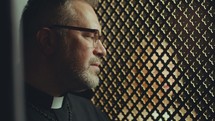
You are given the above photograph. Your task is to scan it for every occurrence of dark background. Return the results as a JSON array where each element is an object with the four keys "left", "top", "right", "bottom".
[{"left": 0, "top": 0, "right": 13, "bottom": 121}]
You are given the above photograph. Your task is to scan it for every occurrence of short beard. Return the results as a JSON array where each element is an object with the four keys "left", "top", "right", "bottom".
[
  {"left": 60, "top": 57, "right": 101, "bottom": 91},
  {"left": 78, "top": 68, "right": 100, "bottom": 89},
  {"left": 77, "top": 57, "right": 101, "bottom": 89}
]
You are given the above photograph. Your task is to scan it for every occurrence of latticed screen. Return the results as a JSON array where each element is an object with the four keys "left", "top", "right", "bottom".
[{"left": 92, "top": 0, "right": 214, "bottom": 120}]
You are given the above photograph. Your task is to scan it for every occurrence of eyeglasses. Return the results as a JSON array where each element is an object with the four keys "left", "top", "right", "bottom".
[{"left": 48, "top": 25, "right": 103, "bottom": 47}]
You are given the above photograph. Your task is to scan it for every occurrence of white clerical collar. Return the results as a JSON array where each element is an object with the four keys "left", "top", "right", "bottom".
[{"left": 51, "top": 96, "right": 64, "bottom": 109}]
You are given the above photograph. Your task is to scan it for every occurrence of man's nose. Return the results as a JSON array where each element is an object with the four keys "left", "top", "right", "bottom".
[{"left": 93, "top": 40, "right": 107, "bottom": 57}]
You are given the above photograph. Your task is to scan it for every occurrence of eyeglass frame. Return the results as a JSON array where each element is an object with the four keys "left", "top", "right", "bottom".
[{"left": 48, "top": 25, "right": 103, "bottom": 47}]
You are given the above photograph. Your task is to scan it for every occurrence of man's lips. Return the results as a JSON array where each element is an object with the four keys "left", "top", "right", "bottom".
[
  {"left": 90, "top": 62, "right": 101, "bottom": 67},
  {"left": 90, "top": 63, "right": 101, "bottom": 73}
]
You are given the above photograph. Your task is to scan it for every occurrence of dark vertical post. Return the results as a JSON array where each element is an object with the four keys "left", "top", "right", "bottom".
[
  {"left": 0, "top": 0, "right": 27, "bottom": 121},
  {"left": 0, "top": 0, "right": 13, "bottom": 121}
]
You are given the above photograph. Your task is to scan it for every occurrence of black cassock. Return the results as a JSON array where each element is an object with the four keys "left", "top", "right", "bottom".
[{"left": 25, "top": 85, "right": 110, "bottom": 121}]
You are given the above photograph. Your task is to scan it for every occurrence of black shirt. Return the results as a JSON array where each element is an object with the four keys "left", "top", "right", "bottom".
[{"left": 25, "top": 85, "right": 110, "bottom": 121}]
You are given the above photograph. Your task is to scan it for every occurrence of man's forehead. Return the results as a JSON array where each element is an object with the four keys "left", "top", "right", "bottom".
[{"left": 70, "top": 1, "right": 101, "bottom": 30}]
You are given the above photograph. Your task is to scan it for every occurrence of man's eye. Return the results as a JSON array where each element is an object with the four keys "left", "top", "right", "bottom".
[
  {"left": 81, "top": 35, "right": 94, "bottom": 43},
  {"left": 83, "top": 33, "right": 95, "bottom": 39},
  {"left": 85, "top": 35, "right": 94, "bottom": 40}
]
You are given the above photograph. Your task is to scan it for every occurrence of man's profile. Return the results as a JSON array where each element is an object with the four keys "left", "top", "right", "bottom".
[{"left": 21, "top": 0, "right": 109, "bottom": 120}]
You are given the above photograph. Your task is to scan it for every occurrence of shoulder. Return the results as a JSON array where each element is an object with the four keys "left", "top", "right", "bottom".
[
  {"left": 67, "top": 93, "right": 98, "bottom": 112},
  {"left": 66, "top": 93, "right": 110, "bottom": 121}
]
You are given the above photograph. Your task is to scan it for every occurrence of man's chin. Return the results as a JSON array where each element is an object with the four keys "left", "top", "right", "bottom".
[
  {"left": 86, "top": 75, "right": 100, "bottom": 88},
  {"left": 89, "top": 66, "right": 100, "bottom": 75},
  {"left": 75, "top": 70, "right": 100, "bottom": 90}
]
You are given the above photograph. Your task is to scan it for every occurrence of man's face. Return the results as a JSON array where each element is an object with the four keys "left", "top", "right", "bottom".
[{"left": 56, "top": 1, "right": 106, "bottom": 92}]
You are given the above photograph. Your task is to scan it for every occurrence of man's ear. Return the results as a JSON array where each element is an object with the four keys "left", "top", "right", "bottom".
[{"left": 36, "top": 28, "right": 57, "bottom": 56}]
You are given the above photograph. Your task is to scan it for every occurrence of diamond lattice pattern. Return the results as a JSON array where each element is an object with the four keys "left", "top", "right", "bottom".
[{"left": 92, "top": 0, "right": 214, "bottom": 120}]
